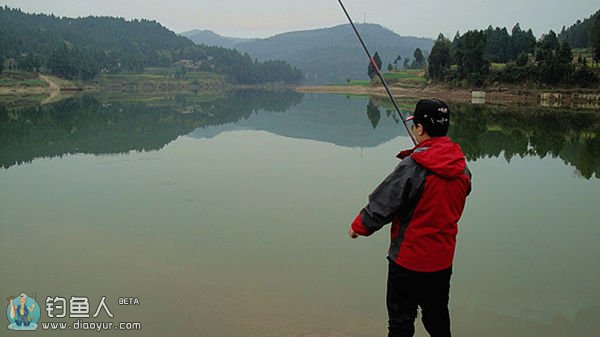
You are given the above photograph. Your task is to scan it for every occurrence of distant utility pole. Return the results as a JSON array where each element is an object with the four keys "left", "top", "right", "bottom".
[{"left": 363, "top": 12, "right": 366, "bottom": 24}]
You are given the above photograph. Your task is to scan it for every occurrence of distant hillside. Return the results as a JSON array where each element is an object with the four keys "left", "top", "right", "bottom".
[
  {"left": 181, "top": 29, "right": 255, "bottom": 49},
  {"left": 0, "top": 7, "right": 302, "bottom": 84},
  {"left": 558, "top": 9, "right": 600, "bottom": 48},
  {"left": 183, "top": 24, "right": 434, "bottom": 84}
]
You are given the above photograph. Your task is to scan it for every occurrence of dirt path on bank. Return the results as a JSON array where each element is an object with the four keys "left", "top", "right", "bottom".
[{"left": 39, "top": 75, "right": 61, "bottom": 104}]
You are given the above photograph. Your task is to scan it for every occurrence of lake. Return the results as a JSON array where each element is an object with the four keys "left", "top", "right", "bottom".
[{"left": 1, "top": 91, "right": 599, "bottom": 336}]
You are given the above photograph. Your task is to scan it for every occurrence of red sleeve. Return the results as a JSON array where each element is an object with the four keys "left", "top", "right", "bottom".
[{"left": 351, "top": 213, "right": 372, "bottom": 236}]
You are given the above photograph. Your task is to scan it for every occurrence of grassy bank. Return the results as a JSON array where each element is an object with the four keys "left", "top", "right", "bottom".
[
  {"left": 0, "top": 71, "right": 51, "bottom": 91},
  {"left": 335, "top": 69, "right": 427, "bottom": 88},
  {"left": 299, "top": 64, "right": 600, "bottom": 107},
  {"left": 0, "top": 68, "right": 237, "bottom": 107},
  {"left": 0, "top": 68, "right": 231, "bottom": 93},
  {"left": 89, "top": 70, "right": 229, "bottom": 93}
]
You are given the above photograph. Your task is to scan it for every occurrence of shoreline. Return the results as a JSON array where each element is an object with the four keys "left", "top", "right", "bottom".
[
  {"left": 294, "top": 85, "right": 600, "bottom": 106},
  {"left": 2, "top": 73, "right": 599, "bottom": 108}
]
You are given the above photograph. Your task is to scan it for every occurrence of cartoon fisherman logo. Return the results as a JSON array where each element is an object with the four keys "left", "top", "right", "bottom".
[{"left": 6, "top": 293, "right": 40, "bottom": 331}]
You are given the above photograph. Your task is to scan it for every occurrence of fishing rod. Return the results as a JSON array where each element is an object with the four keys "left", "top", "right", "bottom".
[{"left": 336, "top": 0, "right": 417, "bottom": 145}]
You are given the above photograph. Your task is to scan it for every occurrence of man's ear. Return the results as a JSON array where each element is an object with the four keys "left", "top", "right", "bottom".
[{"left": 416, "top": 123, "right": 424, "bottom": 136}]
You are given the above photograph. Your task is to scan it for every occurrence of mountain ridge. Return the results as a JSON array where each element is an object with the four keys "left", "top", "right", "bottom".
[
  {"left": 180, "top": 29, "right": 255, "bottom": 48},
  {"left": 182, "top": 24, "right": 434, "bottom": 84}
]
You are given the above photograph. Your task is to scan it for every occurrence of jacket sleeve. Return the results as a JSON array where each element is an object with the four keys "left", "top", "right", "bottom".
[
  {"left": 465, "top": 165, "right": 472, "bottom": 197},
  {"left": 351, "top": 158, "right": 425, "bottom": 236}
]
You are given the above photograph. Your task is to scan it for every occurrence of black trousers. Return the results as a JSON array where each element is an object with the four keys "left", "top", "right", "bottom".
[{"left": 386, "top": 258, "right": 452, "bottom": 337}]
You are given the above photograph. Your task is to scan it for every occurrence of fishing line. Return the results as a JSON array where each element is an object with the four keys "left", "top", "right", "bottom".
[{"left": 336, "top": 0, "right": 417, "bottom": 145}]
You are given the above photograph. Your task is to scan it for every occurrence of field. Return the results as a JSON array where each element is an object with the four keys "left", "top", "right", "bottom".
[
  {"left": 573, "top": 48, "right": 599, "bottom": 68},
  {"left": 0, "top": 71, "right": 47, "bottom": 87},
  {"left": 334, "top": 79, "right": 371, "bottom": 86},
  {"left": 383, "top": 69, "right": 427, "bottom": 88},
  {"left": 91, "top": 69, "right": 229, "bottom": 93},
  {"left": 339, "top": 69, "right": 428, "bottom": 88}
]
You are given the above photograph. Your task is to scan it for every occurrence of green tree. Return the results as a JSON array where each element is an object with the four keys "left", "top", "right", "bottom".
[
  {"left": 47, "top": 44, "right": 78, "bottom": 79},
  {"left": 387, "top": 63, "right": 393, "bottom": 71},
  {"left": 412, "top": 48, "right": 426, "bottom": 68},
  {"left": 535, "top": 31, "right": 574, "bottom": 84},
  {"left": 18, "top": 53, "right": 41, "bottom": 72},
  {"left": 516, "top": 52, "right": 529, "bottom": 66},
  {"left": 484, "top": 26, "right": 511, "bottom": 62},
  {"left": 174, "top": 66, "right": 186, "bottom": 80},
  {"left": 428, "top": 33, "right": 452, "bottom": 81},
  {"left": 557, "top": 40, "right": 573, "bottom": 64},
  {"left": 77, "top": 49, "right": 101, "bottom": 80},
  {"left": 536, "top": 30, "right": 559, "bottom": 63},
  {"left": 572, "top": 64, "right": 599, "bottom": 87},
  {"left": 452, "top": 30, "right": 490, "bottom": 84},
  {"left": 367, "top": 51, "right": 382, "bottom": 79},
  {"left": 393, "top": 54, "right": 402, "bottom": 70},
  {"left": 511, "top": 23, "right": 537, "bottom": 60},
  {"left": 558, "top": 40, "right": 573, "bottom": 82},
  {"left": 592, "top": 12, "right": 600, "bottom": 65}
]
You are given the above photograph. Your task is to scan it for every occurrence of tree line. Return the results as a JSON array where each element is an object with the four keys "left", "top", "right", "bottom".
[
  {"left": 558, "top": 9, "right": 600, "bottom": 51},
  {"left": 370, "top": 48, "right": 427, "bottom": 78},
  {"left": 0, "top": 7, "right": 302, "bottom": 84},
  {"left": 427, "top": 19, "right": 600, "bottom": 87}
]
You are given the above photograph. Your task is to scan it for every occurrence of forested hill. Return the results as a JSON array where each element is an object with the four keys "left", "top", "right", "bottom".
[
  {"left": 184, "top": 24, "right": 434, "bottom": 84},
  {"left": 558, "top": 9, "right": 600, "bottom": 48},
  {"left": 0, "top": 7, "right": 302, "bottom": 84}
]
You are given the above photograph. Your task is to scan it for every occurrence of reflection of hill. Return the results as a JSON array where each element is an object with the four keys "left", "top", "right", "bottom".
[
  {"left": 189, "top": 94, "right": 407, "bottom": 147},
  {"left": 369, "top": 99, "right": 600, "bottom": 179},
  {"left": 2, "top": 91, "right": 599, "bottom": 179},
  {"left": 449, "top": 104, "right": 600, "bottom": 179},
  {"left": 0, "top": 90, "right": 303, "bottom": 168}
]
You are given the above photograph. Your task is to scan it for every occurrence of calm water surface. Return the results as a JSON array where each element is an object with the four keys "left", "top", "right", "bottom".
[{"left": 1, "top": 92, "right": 599, "bottom": 336}]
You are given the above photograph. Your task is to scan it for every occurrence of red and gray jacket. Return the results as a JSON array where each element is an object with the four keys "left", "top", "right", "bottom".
[{"left": 351, "top": 136, "right": 471, "bottom": 272}]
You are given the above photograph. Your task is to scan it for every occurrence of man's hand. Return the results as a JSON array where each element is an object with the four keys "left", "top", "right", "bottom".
[{"left": 348, "top": 227, "right": 358, "bottom": 239}]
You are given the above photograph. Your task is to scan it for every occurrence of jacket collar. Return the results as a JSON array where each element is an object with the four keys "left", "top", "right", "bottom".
[{"left": 396, "top": 137, "right": 450, "bottom": 159}]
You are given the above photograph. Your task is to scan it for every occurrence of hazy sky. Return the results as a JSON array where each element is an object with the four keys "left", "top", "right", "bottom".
[{"left": 3, "top": 0, "right": 598, "bottom": 39}]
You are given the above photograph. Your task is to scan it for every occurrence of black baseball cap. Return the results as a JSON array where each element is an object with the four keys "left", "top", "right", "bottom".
[{"left": 405, "top": 98, "right": 450, "bottom": 137}]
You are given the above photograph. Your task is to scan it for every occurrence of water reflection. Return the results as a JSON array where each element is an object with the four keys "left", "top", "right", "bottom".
[
  {"left": 366, "top": 99, "right": 600, "bottom": 179},
  {"left": 2, "top": 92, "right": 599, "bottom": 179},
  {"left": 448, "top": 104, "right": 600, "bottom": 179},
  {"left": 0, "top": 90, "right": 302, "bottom": 169},
  {"left": 1, "top": 91, "right": 599, "bottom": 337}
]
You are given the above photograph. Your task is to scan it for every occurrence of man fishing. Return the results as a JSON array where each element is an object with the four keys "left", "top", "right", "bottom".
[{"left": 348, "top": 98, "right": 471, "bottom": 337}]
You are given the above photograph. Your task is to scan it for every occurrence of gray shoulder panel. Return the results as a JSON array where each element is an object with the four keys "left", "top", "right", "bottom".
[{"left": 359, "top": 157, "right": 427, "bottom": 234}]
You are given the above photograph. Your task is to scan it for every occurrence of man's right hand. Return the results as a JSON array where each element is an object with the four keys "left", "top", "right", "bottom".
[{"left": 349, "top": 227, "right": 358, "bottom": 239}]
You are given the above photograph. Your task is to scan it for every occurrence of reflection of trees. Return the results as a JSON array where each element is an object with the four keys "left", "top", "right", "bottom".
[
  {"left": 366, "top": 99, "right": 600, "bottom": 179},
  {"left": 447, "top": 103, "right": 600, "bottom": 179},
  {"left": 0, "top": 90, "right": 303, "bottom": 168},
  {"left": 366, "top": 99, "right": 381, "bottom": 129}
]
